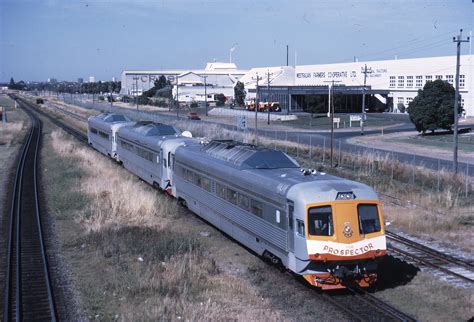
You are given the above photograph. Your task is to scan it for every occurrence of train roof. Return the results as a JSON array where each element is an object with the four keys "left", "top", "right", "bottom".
[
  {"left": 89, "top": 113, "right": 131, "bottom": 123},
  {"left": 175, "top": 140, "right": 377, "bottom": 204},
  {"left": 201, "top": 140, "right": 299, "bottom": 170},
  {"left": 117, "top": 121, "right": 181, "bottom": 149}
]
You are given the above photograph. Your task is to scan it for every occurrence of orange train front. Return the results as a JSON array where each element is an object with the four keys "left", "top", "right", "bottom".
[{"left": 287, "top": 185, "right": 387, "bottom": 290}]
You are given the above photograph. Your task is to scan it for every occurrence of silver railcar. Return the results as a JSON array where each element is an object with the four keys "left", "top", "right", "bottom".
[
  {"left": 87, "top": 113, "right": 133, "bottom": 161},
  {"left": 173, "top": 140, "right": 386, "bottom": 289},
  {"left": 116, "top": 121, "right": 196, "bottom": 191}
]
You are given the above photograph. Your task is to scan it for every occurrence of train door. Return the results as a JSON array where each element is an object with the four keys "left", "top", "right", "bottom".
[{"left": 287, "top": 200, "right": 295, "bottom": 252}]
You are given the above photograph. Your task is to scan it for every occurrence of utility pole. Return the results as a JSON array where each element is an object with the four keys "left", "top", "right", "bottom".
[
  {"left": 176, "top": 76, "right": 179, "bottom": 120},
  {"left": 360, "top": 64, "right": 373, "bottom": 135},
  {"left": 133, "top": 76, "right": 139, "bottom": 110},
  {"left": 324, "top": 80, "right": 342, "bottom": 167},
  {"left": 453, "top": 29, "right": 470, "bottom": 174},
  {"left": 286, "top": 45, "right": 289, "bottom": 66},
  {"left": 252, "top": 72, "right": 263, "bottom": 141},
  {"left": 202, "top": 75, "right": 208, "bottom": 116},
  {"left": 266, "top": 70, "right": 274, "bottom": 125}
]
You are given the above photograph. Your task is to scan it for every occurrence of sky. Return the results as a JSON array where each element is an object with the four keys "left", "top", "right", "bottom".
[{"left": 0, "top": 0, "right": 473, "bottom": 82}]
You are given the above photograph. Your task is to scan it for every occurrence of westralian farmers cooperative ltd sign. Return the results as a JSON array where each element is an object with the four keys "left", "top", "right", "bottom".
[{"left": 296, "top": 67, "right": 388, "bottom": 80}]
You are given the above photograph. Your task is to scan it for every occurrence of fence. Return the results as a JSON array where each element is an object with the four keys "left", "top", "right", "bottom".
[{"left": 58, "top": 94, "right": 473, "bottom": 208}]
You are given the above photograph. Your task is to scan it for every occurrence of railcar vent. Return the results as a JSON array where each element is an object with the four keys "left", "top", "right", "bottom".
[{"left": 201, "top": 140, "right": 299, "bottom": 170}]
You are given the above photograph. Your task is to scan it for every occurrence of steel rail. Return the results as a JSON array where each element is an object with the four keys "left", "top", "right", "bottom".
[
  {"left": 3, "top": 103, "right": 57, "bottom": 321},
  {"left": 387, "top": 231, "right": 474, "bottom": 269}
]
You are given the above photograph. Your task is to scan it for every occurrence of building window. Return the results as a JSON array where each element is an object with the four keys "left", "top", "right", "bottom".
[
  {"left": 397, "top": 76, "right": 404, "bottom": 88},
  {"left": 435, "top": 75, "right": 442, "bottom": 80},
  {"left": 445, "top": 75, "right": 453, "bottom": 85},
  {"left": 397, "top": 97, "right": 404, "bottom": 105},
  {"left": 425, "top": 75, "right": 432, "bottom": 83},
  {"left": 461, "top": 99, "right": 465, "bottom": 107},
  {"left": 389, "top": 76, "right": 396, "bottom": 88},
  {"left": 460, "top": 75, "right": 465, "bottom": 88},
  {"left": 416, "top": 76, "right": 423, "bottom": 88},
  {"left": 406, "top": 97, "right": 413, "bottom": 106},
  {"left": 406, "top": 76, "right": 413, "bottom": 88}
]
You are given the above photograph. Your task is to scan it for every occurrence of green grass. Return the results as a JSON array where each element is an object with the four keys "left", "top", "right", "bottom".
[
  {"left": 395, "top": 133, "right": 474, "bottom": 153},
  {"left": 277, "top": 113, "right": 399, "bottom": 129}
]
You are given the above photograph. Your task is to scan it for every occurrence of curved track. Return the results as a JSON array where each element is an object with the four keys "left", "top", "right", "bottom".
[
  {"left": 387, "top": 231, "right": 474, "bottom": 285},
  {"left": 323, "top": 286, "right": 416, "bottom": 321},
  {"left": 3, "top": 103, "right": 57, "bottom": 321},
  {"left": 17, "top": 96, "right": 420, "bottom": 320}
]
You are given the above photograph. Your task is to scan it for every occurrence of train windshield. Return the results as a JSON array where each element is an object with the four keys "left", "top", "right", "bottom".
[
  {"left": 308, "top": 206, "right": 333, "bottom": 236},
  {"left": 357, "top": 204, "right": 381, "bottom": 234}
]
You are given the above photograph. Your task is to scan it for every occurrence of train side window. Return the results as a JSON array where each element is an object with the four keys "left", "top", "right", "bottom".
[
  {"left": 296, "top": 220, "right": 305, "bottom": 237},
  {"left": 226, "top": 188, "right": 237, "bottom": 204},
  {"left": 238, "top": 194, "right": 249, "bottom": 211},
  {"left": 216, "top": 183, "right": 226, "bottom": 198},
  {"left": 201, "top": 177, "right": 211, "bottom": 192},
  {"left": 308, "top": 206, "right": 333, "bottom": 236},
  {"left": 358, "top": 204, "right": 381, "bottom": 234},
  {"left": 288, "top": 201, "right": 294, "bottom": 231},
  {"left": 250, "top": 199, "right": 263, "bottom": 217},
  {"left": 90, "top": 128, "right": 97, "bottom": 134},
  {"left": 194, "top": 173, "right": 202, "bottom": 187}
]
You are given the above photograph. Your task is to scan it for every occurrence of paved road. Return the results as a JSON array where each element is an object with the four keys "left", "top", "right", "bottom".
[{"left": 56, "top": 96, "right": 474, "bottom": 177}]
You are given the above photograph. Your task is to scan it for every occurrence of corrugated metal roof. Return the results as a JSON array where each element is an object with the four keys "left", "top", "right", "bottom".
[{"left": 201, "top": 140, "right": 299, "bottom": 170}]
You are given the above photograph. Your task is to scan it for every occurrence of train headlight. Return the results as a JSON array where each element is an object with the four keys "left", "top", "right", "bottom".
[{"left": 336, "top": 192, "right": 355, "bottom": 200}]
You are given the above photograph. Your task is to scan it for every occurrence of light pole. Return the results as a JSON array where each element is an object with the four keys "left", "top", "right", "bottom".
[{"left": 202, "top": 75, "right": 208, "bottom": 116}]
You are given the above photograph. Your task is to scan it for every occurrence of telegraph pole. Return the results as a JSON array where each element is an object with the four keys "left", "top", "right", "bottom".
[
  {"left": 203, "top": 75, "right": 208, "bottom": 116},
  {"left": 176, "top": 76, "right": 179, "bottom": 120},
  {"left": 133, "top": 76, "right": 139, "bottom": 110},
  {"left": 324, "top": 80, "right": 342, "bottom": 167},
  {"left": 266, "top": 70, "right": 274, "bottom": 125},
  {"left": 252, "top": 72, "right": 263, "bottom": 140},
  {"left": 360, "top": 64, "right": 373, "bottom": 135},
  {"left": 453, "top": 29, "right": 470, "bottom": 174}
]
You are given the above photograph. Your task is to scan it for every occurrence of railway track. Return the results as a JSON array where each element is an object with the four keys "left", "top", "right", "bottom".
[
  {"left": 386, "top": 231, "right": 474, "bottom": 286},
  {"left": 3, "top": 103, "right": 57, "bottom": 321},
  {"left": 17, "top": 96, "right": 419, "bottom": 321},
  {"left": 322, "top": 286, "right": 416, "bottom": 321}
]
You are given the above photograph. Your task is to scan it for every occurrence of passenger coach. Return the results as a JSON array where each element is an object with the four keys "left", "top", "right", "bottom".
[
  {"left": 172, "top": 140, "right": 386, "bottom": 289},
  {"left": 87, "top": 113, "right": 133, "bottom": 161},
  {"left": 116, "top": 121, "right": 195, "bottom": 192}
]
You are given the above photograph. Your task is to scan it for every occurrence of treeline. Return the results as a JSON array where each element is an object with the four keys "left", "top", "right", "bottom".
[{"left": 8, "top": 77, "right": 121, "bottom": 94}]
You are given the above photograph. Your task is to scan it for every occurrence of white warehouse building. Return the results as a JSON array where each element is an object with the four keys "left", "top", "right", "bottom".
[
  {"left": 120, "top": 55, "right": 473, "bottom": 116},
  {"left": 241, "top": 55, "right": 474, "bottom": 116},
  {"left": 120, "top": 62, "right": 247, "bottom": 103}
]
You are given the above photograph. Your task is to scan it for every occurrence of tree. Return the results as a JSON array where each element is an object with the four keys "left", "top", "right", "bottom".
[
  {"left": 154, "top": 75, "right": 169, "bottom": 90},
  {"left": 234, "top": 81, "right": 246, "bottom": 106},
  {"left": 304, "top": 95, "right": 326, "bottom": 116},
  {"left": 408, "top": 79, "right": 462, "bottom": 134},
  {"left": 215, "top": 93, "right": 226, "bottom": 106},
  {"left": 397, "top": 103, "right": 406, "bottom": 113}
]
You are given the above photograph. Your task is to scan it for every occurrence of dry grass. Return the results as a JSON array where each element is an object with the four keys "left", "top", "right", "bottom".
[
  {"left": 47, "top": 130, "right": 346, "bottom": 320},
  {"left": 0, "top": 122, "right": 25, "bottom": 146},
  {"left": 171, "top": 122, "right": 473, "bottom": 251},
  {"left": 51, "top": 130, "right": 175, "bottom": 232}
]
